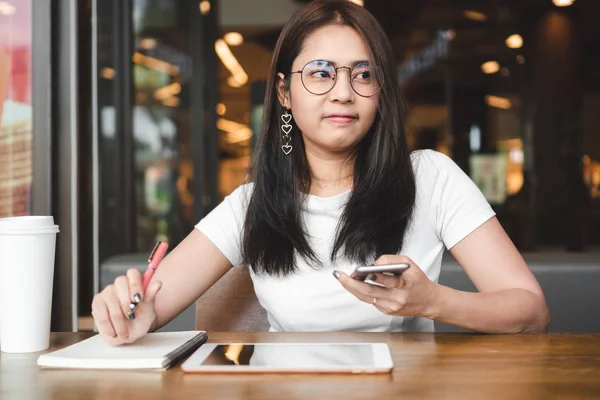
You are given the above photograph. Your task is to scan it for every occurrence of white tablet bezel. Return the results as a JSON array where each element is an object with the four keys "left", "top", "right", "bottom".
[{"left": 180, "top": 342, "right": 394, "bottom": 374}]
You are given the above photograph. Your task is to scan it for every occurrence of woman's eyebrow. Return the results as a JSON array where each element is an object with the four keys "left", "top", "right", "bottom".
[{"left": 328, "top": 59, "right": 370, "bottom": 67}]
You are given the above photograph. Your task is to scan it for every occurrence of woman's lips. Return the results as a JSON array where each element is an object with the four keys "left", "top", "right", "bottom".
[{"left": 325, "top": 114, "right": 357, "bottom": 124}]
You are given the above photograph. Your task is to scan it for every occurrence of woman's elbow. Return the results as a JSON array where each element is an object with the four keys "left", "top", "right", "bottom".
[
  {"left": 536, "top": 299, "right": 551, "bottom": 332},
  {"left": 525, "top": 293, "right": 550, "bottom": 333}
]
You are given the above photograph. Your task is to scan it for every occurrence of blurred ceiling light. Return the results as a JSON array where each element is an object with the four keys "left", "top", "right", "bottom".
[
  {"left": 100, "top": 67, "right": 115, "bottom": 80},
  {"left": 216, "top": 39, "right": 248, "bottom": 86},
  {"left": 199, "top": 0, "right": 211, "bottom": 15},
  {"left": 217, "top": 118, "right": 247, "bottom": 133},
  {"left": 0, "top": 1, "right": 16, "bottom": 15},
  {"left": 485, "top": 95, "right": 512, "bottom": 110},
  {"left": 516, "top": 54, "right": 526, "bottom": 64},
  {"left": 464, "top": 10, "right": 487, "bottom": 21},
  {"left": 348, "top": 0, "right": 364, "bottom": 6},
  {"left": 553, "top": 0, "right": 574, "bottom": 6},
  {"left": 217, "top": 118, "right": 253, "bottom": 144},
  {"left": 505, "top": 34, "right": 523, "bottom": 49},
  {"left": 133, "top": 52, "right": 179, "bottom": 75},
  {"left": 481, "top": 61, "right": 500, "bottom": 74},
  {"left": 227, "top": 76, "right": 244, "bottom": 88},
  {"left": 224, "top": 32, "right": 244, "bottom": 46},
  {"left": 139, "top": 38, "right": 157, "bottom": 50},
  {"left": 216, "top": 103, "right": 226, "bottom": 115},
  {"left": 509, "top": 148, "right": 524, "bottom": 164},
  {"left": 162, "top": 96, "right": 180, "bottom": 107},
  {"left": 501, "top": 67, "right": 510, "bottom": 76},
  {"left": 154, "top": 82, "right": 181, "bottom": 101}
]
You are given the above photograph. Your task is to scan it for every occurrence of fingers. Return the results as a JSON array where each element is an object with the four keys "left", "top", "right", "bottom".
[
  {"left": 374, "top": 254, "right": 413, "bottom": 266},
  {"left": 371, "top": 296, "right": 404, "bottom": 315},
  {"left": 91, "top": 285, "right": 129, "bottom": 341},
  {"left": 372, "top": 255, "right": 427, "bottom": 288},
  {"left": 125, "top": 268, "right": 144, "bottom": 318},
  {"left": 334, "top": 271, "right": 410, "bottom": 315},
  {"left": 366, "top": 272, "right": 406, "bottom": 289},
  {"left": 91, "top": 272, "right": 155, "bottom": 345},
  {"left": 91, "top": 294, "right": 116, "bottom": 339},
  {"left": 114, "top": 275, "right": 135, "bottom": 320},
  {"left": 334, "top": 271, "right": 390, "bottom": 304},
  {"left": 349, "top": 270, "right": 365, "bottom": 281},
  {"left": 127, "top": 268, "right": 144, "bottom": 304},
  {"left": 101, "top": 284, "right": 130, "bottom": 340},
  {"left": 143, "top": 280, "right": 163, "bottom": 306}
]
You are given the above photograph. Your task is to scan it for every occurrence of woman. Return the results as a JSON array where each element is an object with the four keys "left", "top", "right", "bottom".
[{"left": 92, "top": 0, "right": 549, "bottom": 344}]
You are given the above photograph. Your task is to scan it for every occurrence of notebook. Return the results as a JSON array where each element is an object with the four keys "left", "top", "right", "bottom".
[{"left": 37, "top": 331, "right": 208, "bottom": 370}]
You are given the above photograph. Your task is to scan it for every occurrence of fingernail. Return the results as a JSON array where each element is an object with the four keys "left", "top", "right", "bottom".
[
  {"left": 127, "top": 311, "right": 135, "bottom": 321},
  {"left": 332, "top": 271, "right": 340, "bottom": 280},
  {"left": 128, "top": 302, "right": 137, "bottom": 311},
  {"left": 133, "top": 293, "right": 142, "bottom": 303},
  {"left": 367, "top": 274, "right": 377, "bottom": 282}
]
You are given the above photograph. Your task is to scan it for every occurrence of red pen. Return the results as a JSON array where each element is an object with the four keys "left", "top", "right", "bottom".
[{"left": 142, "top": 241, "right": 169, "bottom": 292}]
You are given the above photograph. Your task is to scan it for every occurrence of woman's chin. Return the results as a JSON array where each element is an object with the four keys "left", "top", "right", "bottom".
[
  {"left": 303, "top": 130, "right": 367, "bottom": 155},
  {"left": 317, "top": 139, "right": 362, "bottom": 154}
]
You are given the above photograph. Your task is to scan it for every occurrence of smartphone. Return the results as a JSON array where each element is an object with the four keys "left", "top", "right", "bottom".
[{"left": 352, "top": 263, "right": 410, "bottom": 281}]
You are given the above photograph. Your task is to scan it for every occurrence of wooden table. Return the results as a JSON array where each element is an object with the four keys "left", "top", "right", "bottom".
[{"left": 1, "top": 332, "right": 600, "bottom": 399}]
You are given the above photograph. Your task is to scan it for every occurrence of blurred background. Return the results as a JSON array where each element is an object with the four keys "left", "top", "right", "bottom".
[{"left": 0, "top": 0, "right": 599, "bottom": 332}]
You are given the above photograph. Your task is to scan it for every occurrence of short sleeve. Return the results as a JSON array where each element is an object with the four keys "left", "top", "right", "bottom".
[
  {"left": 195, "top": 183, "right": 253, "bottom": 266},
  {"left": 421, "top": 150, "right": 496, "bottom": 249}
]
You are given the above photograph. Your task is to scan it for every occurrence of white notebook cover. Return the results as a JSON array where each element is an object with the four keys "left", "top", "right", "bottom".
[{"left": 37, "top": 331, "right": 207, "bottom": 370}]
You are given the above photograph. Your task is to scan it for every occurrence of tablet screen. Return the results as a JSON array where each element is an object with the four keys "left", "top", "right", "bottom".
[{"left": 200, "top": 344, "right": 376, "bottom": 368}]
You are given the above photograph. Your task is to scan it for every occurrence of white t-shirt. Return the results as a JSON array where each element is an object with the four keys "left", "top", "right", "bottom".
[{"left": 196, "top": 150, "right": 495, "bottom": 332}]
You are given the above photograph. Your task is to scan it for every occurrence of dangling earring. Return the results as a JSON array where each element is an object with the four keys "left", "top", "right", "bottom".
[{"left": 281, "top": 109, "right": 293, "bottom": 155}]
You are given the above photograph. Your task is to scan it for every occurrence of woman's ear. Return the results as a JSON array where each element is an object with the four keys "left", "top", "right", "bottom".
[{"left": 276, "top": 72, "right": 291, "bottom": 110}]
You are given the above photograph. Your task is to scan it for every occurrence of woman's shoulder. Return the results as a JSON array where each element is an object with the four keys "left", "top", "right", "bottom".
[
  {"left": 409, "top": 149, "right": 471, "bottom": 201},
  {"left": 219, "top": 182, "right": 255, "bottom": 210},
  {"left": 230, "top": 182, "right": 255, "bottom": 196},
  {"left": 410, "top": 149, "right": 455, "bottom": 178}
]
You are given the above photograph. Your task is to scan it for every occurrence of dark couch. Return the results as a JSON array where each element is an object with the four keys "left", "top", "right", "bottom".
[{"left": 436, "top": 250, "right": 600, "bottom": 333}]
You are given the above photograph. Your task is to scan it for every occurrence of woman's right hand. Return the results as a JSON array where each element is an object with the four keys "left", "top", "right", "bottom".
[{"left": 91, "top": 268, "right": 163, "bottom": 345}]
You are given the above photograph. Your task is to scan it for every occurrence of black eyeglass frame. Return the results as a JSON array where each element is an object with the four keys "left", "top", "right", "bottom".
[{"left": 285, "top": 59, "right": 383, "bottom": 98}]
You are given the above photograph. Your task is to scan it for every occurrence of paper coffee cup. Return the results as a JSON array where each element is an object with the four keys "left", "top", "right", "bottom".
[{"left": 0, "top": 224, "right": 59, "bottom": 353}]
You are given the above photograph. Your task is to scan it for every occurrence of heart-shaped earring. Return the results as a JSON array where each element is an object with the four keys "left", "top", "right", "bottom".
[
  {"left": 281, "top": 110, "right": 293, "bottom": 155},
  {"left": 281, "top": 113, "right": 292, "bottom": 124}
]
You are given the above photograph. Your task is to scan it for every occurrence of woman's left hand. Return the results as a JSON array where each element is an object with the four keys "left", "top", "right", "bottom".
[{"left": 334, "top": 255, "right": 439, "bottom": 318}]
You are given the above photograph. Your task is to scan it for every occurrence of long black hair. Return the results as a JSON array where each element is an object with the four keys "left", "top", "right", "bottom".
[{"left": 242, "top": 0, "right": 416, "bottom": 276}]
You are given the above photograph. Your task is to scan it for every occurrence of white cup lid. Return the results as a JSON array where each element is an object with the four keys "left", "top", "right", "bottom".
[
  {"left": 0, "top": 225, "right": 60, "bottom": 235},
  {"left": 0, "top": 216, "right": 55, "bottom": 229}
]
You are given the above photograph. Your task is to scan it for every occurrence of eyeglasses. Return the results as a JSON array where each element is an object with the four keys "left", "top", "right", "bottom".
[{"left": 287, "top": 60, "right": 382, "bottom": 98}]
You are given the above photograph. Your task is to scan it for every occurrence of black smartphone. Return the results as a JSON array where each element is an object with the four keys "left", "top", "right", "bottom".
[{"left": 352, "top": 263, "right": 410, "bottom": 281}]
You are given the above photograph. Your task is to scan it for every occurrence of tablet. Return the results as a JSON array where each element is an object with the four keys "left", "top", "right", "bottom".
[{"left": 181, "top": 343, "right": 394, "bottom": 374}]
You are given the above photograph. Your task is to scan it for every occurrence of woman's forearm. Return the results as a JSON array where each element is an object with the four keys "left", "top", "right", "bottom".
[{"left": 427, "top": 285, "right": 550, "bottom": 333}]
